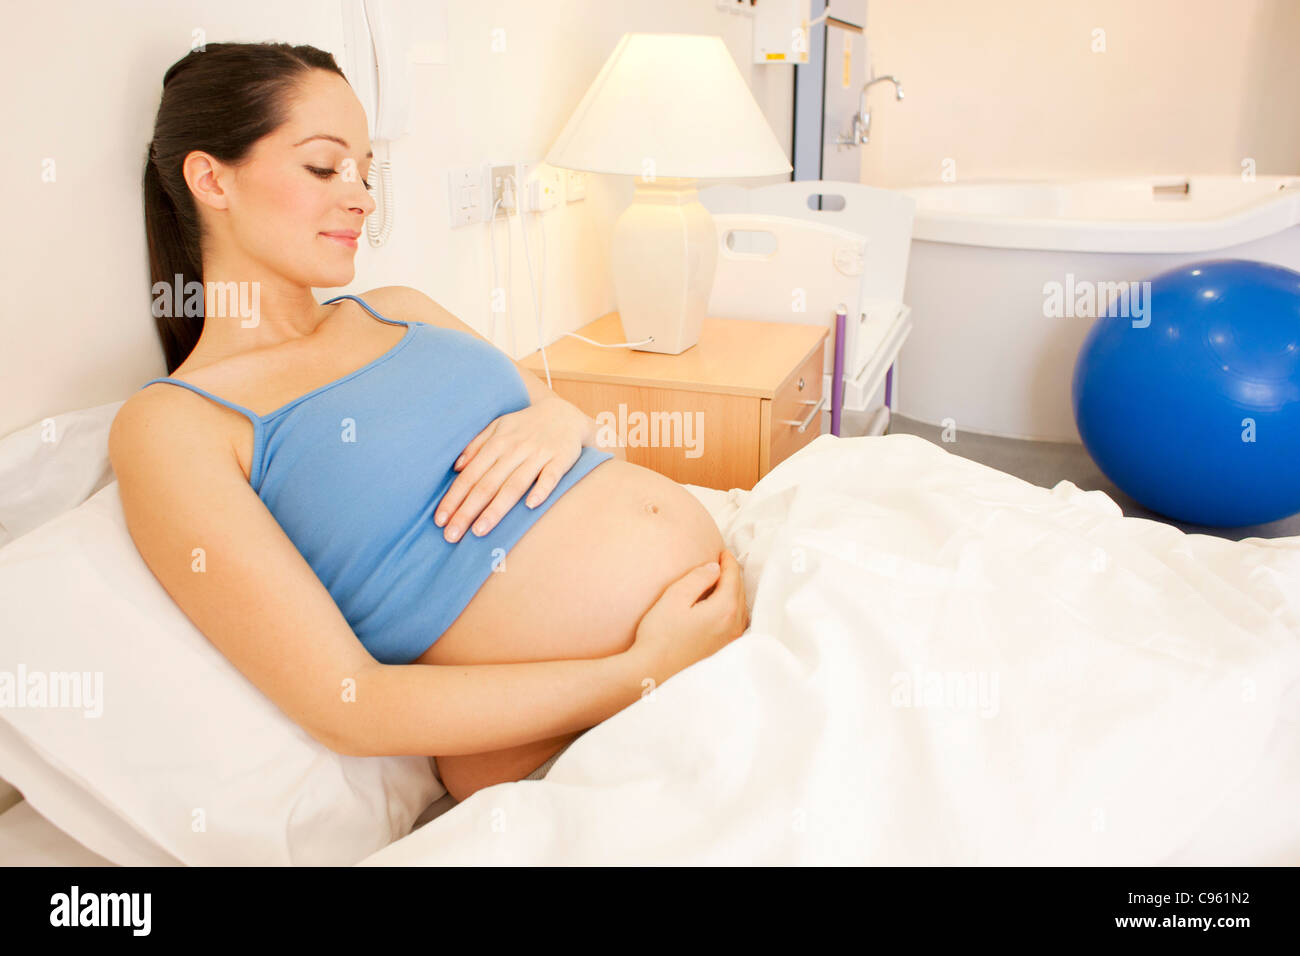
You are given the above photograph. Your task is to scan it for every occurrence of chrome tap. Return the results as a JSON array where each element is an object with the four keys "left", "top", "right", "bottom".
[{"left": 837, "top": 74, "right": 904, "bottom": 147}]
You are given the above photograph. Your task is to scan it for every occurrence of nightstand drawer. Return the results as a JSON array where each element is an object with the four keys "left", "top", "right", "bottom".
[
  {"left": 522, "top": 313, "right": 827, "bottom": 491},
  {"left": 763, "top": 342, "right": 826, "bottom": 473}
]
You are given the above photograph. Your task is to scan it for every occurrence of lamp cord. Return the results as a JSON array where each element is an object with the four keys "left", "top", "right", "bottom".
[
  {"left": 495, "top": 171, "right": 657, "bottom": 388},
  {"left": 507, "top": 175, "right": 552, "bottom": 390},
  {"left": 487, "top": 195, "right": 503, "bottom": 346}
]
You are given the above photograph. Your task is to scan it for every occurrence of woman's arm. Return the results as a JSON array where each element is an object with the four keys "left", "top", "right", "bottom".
[
  {"left": 341, "top": 654, "right": 642, "bottom": 757},
  {"left": 109, "top": 388, "right": 644, "bottom": 757}
]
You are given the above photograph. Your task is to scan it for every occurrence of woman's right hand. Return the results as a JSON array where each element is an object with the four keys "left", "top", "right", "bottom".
[{"left": 627, "top": 548, "right": 750, "bottom": 686}]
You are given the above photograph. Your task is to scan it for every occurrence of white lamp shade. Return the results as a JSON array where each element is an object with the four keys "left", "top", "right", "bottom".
[{"left": 545, "top": 33, "right": 792, "bottom": 180}]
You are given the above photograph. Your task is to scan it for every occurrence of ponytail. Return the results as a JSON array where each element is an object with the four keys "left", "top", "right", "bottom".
[{"left": 142, "top": 147, "right": 203, "bottom": 372}]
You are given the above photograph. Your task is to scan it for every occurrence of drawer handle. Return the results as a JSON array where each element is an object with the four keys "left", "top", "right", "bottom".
[{"left": 779, "top": 396, "right": 827, "bottom": 433}]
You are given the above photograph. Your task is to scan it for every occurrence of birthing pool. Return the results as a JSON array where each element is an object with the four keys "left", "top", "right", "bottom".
[{"left": 894, "top": 175, "right": 1300, "bottom": 442}]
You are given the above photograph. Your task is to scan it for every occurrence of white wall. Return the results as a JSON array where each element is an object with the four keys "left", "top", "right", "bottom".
[
  {"left": 859, "top": 0, "right": 1300, "bottom": 187},
  {"left": 2, "top": 0, "right": 794, "bottom": 436}
]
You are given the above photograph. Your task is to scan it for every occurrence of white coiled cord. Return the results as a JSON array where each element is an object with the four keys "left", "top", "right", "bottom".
[{"left": 366, "top": 158, "right": 394, "bottom": 247}]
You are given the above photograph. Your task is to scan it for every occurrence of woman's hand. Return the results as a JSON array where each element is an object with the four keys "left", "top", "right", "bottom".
[
  {"left": 434, "top": 397, "right": 590, "bottom": 542},
  {"left": 627, "top": 549, "right": 750, "bottom": 687}
]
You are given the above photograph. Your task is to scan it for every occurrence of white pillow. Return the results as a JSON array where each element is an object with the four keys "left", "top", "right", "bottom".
[
  {"left": 0, "top": 401, "right": 122, "bottom": 814},
  {"left": 0, "top": 401, "right": 122, "bottom": 549},
  {"left": 0, "top": 718, "right": 176, "bottom": 865},
  {"left": 0, "top": 481, "right": 443, "bottom": 865}
]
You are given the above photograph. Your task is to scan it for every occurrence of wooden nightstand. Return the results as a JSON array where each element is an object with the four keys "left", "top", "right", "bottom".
[{"left": 521, "top": 312, "right": 828, "bottom": 491}]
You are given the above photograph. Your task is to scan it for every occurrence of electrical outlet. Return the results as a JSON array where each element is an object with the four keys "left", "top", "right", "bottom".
[
  {"left": 565, "top": 170, "right": 587, "bottom": 202},
  {"left": 485, "top": 163, "right": 517, "bottom": 218},
  {"left": 518, "top": 161, "right": 561, "bottom": 213}
]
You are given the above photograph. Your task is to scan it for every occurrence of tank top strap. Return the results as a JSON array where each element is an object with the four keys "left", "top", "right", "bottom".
[
  {"left": 323, "top": 293, "right": 410, "bottom": 328},
  {"left": 138, "top": 377, "right": 262, "bottom": 426}
]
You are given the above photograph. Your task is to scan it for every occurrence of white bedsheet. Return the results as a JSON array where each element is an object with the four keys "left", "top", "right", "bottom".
[
  {"left": 359, "top": 433, "right": 1300, "bottom": 865},
  {"left": 0, "top": 801, "right": 115, "bottom": 867}
]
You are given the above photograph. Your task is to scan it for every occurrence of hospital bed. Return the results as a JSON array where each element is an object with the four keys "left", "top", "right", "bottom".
[
  {"left": 2, "top": 389, "right": 1299, "bottom": 866},
  {"left": 0, "top": 187, "right": 1295, "bottom": 868}
]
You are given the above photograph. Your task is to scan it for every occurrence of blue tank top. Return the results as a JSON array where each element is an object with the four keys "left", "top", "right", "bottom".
[{"left": 140, "top": 294, "right": 613, "bottom": 664}]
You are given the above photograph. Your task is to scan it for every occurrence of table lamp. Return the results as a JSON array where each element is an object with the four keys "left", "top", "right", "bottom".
[{"left": 545, "top": 33, "right": 793, "bottom": 354}]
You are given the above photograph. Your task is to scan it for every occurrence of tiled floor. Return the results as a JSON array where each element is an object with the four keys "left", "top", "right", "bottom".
[{"left": 833, "top": 409, "right": 1300, "bottom": 542}]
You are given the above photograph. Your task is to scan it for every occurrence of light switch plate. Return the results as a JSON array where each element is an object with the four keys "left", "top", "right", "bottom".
[{"left": 446, "top": 166, "right": 481, "bottom": 228}]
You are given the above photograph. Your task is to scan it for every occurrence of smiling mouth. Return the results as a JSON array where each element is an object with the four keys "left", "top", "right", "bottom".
[{"left": 320, "top": 232, "right": 359, "bottom": 248}]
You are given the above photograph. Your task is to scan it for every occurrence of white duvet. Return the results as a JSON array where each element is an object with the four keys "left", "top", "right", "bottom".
[{"left": 361, "top": 433, "right": 1300, "bottom": 866}]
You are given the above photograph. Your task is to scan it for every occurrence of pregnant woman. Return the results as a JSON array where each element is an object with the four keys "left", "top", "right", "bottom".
[{"left": 111, "top": 42, "right": 749, "bottom": 803}]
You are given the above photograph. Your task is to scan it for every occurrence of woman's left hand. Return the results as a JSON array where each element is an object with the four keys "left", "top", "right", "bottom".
[{"left": 434, "top": 397, "right": 591, "bottom": 543}]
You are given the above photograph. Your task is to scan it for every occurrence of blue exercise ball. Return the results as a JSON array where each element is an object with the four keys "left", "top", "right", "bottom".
[{"left": 1072, "top": 258, "right": 1300, "bottom": 527}]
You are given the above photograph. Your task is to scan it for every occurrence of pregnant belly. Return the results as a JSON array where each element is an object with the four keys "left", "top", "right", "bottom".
[{"left": 414, "top": 458, "right": 725, "bottom": 666}]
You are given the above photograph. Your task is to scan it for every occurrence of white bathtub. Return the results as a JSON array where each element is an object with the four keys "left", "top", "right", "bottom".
[{"left": 895, "top": 175, "right": 1300, "bottom": 442}]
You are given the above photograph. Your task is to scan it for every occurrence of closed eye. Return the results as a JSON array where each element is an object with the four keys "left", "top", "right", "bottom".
[{"left": 306, "top": 165, "right": 374, "bottom": 191}]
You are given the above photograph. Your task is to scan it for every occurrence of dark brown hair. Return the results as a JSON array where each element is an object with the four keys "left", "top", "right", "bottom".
[{"left": 144, "top": 42, "right": 347, "bottom": 372}]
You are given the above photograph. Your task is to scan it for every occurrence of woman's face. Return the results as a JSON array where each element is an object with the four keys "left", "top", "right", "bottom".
[{"left": 191, "top": 69, "right": 377, "bottom": 290}]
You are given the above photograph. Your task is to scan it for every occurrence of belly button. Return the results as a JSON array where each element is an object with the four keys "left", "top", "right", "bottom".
[{"left": 642, "top": 500, "right": 660, "bottom": 516}]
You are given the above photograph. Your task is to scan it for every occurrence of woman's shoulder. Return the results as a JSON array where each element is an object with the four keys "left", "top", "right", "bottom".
[
  {"left": 115, "top": 359, "right": 251, "bottom": 473},
  {"left": 360, "top": 286, "right": 491, "bottom": 344},
  {"left": 110, "top": 378, "right": 237, "bottom": 486}
]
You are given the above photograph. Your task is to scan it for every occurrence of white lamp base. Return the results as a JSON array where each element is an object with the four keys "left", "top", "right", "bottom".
[{"left": 610, "top": 176, "right": 718, "bottom": 354}]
